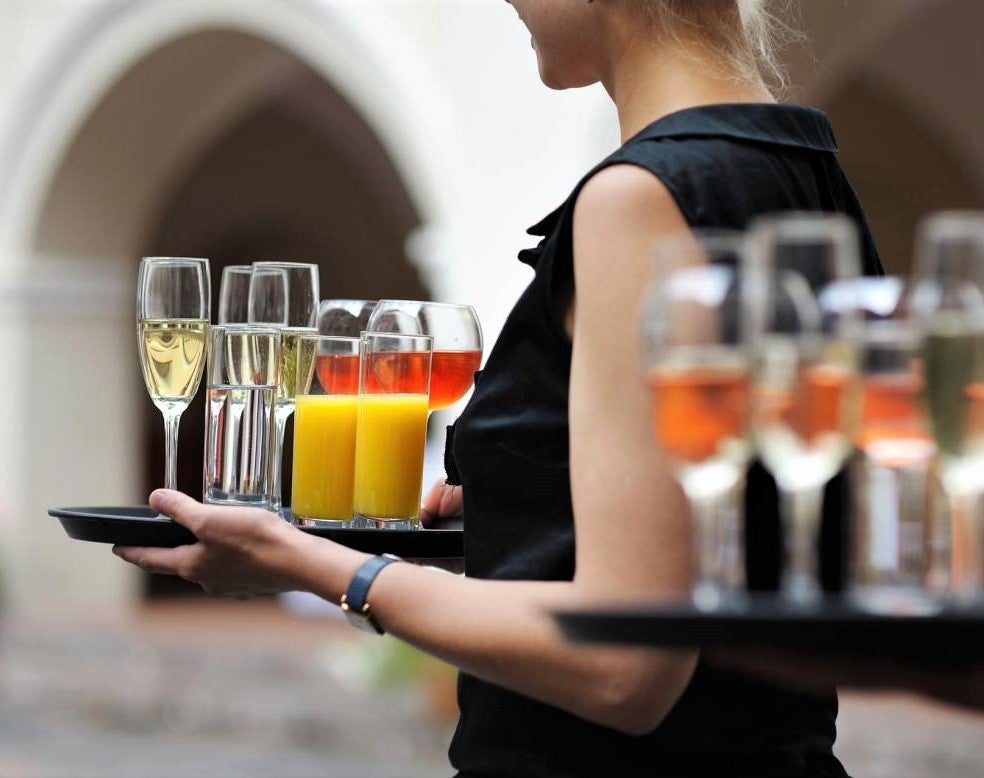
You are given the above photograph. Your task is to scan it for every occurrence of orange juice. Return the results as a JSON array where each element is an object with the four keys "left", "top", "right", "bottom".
[
  {"left": 292, "top": 394, "right": 359, "bottom": 520},
  {"left": 353, "top": 393, "right": 429, "bottom": 520}
]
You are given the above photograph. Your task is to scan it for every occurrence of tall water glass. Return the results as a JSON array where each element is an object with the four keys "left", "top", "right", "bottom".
[
  {"left": 218, "top": 265, "right": 253, "bottom": 324},
  {"left": 203, "top": 326, "right": 280, "bottom": 507},
  {"left": 248, "top": 261, "right": 320, "bottom": 514},
  {"left": 748, "top": 214, "right": 862, "bottom": 604},
  {"left": 641, "top": 232, "right": 753, "bottom": 610},
  {"left": 913, "top": 212, "right": 984, "bottom": 602},
  {"left": 353, "top": 333, "right": 433, "bottom": 528},
  {"left": 319, "top": 299, "right": 378, "bottom": 337},
  {"left": 292, "top": 335, "right": 361, "bottom": 526},
  {"left": 137, "top": 257, "right": 210, "bottom": 499},
  {"left": 849, "top": 277, "right": 938, "bottom": 614},
  {"left": 367, "top": 301, "right": 482, "bottom": 410}
]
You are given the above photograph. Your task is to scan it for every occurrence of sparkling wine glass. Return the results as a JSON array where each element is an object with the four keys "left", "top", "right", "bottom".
[
  {"left": 218, "top": 265, "right": 252, "bottom": 324},
  {"left": 248, "top": 261, "right": 320, "bottom": 514},
  {"left": 318, "top": 299, "right": 378, "bottom": 338},
  {"left": 366, "top": 301, "right": 483, "bottom": 411},
  {"left": 747, "top": 214, "right": 862, "bottom": 604},
  {"left": 912, "top": 212, "right": 984, "bottom": 602},
  {"left": 849, "top": 277, "right": 937, "bottom": 614},
  {"left": 137, "top": 257, "right": 211, "bottom": 502},
  {"left": 641, "top": 231, "right": 753, "bottom": 610}
]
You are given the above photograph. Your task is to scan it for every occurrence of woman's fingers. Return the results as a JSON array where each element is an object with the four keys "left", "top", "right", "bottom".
[
  {"left": 112, "top": 544, "right": 195, "bottom": 577},
  {"left": 149, "top": 489, "right": 207, "bottom": 534},
  {"left": 420, "top": 480, "right": 463, "bottom": 526}
]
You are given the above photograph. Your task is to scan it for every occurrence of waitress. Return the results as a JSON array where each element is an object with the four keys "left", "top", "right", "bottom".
[{"left": 115, "top": 1, "right": 882, "bottom": 776}]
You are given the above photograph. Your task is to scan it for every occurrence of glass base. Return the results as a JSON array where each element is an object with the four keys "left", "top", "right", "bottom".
[
  {"left": 356, "top": 514, "right": 422, "bottom": 530},
  {"left": 692, "top": 583, "right": 749, "bottom": 613},
  {"left": 293, "top": 515, "right": 359, "bottom": 529},
  {"left": 849, "top": 584, "right": 942, "bottom": 616},
  {"left": 203, "top": 492, "right": 271, "bottom": 510}
]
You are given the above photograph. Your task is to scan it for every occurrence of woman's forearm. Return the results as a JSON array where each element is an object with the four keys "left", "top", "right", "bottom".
[{"left": 288, "top": 531, "right": 696, "bottom": 735}]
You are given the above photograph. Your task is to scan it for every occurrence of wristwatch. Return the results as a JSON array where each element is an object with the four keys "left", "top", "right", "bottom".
[{"left": 340, "top": 554, "right": 402, "bottom": 634}]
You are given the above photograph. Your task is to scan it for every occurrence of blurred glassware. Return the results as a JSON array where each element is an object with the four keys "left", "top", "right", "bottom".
[
  {"left": 848, "top": 277, "right": 938, "bottom": 614},
  {"left": 640, "top": 231, "right": 753, "bottom": 610},
  {"left": 248, "top": 261, "right": 320, "bottom": 515},
  {"left": 136, "top": 257, "right": 210, "bottom": 507},
  {"left": 366, "top": 300, "right": 483, "bottom": 411},
  {"left": 748, "top": 214, "right": 862, "bottom": 605},
  {"left": 318, "top": 299, "right": 378, "bottom": 337},
  {"left": 218, "top": 265, "right": 252, "bottom": 324},
  {"left": 913, "top": 212, "right": 984, "bottom": 603}
]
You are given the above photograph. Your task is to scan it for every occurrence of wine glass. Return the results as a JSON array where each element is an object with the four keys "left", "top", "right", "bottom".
[
  {"left": 218, "top": 265, "right": 252, "bottom": 324},
  {"left": 318, "top": 299, "right": 378, "bottom": 337},
  {"left": 913, "top": 212, "right": 984, "bottom": 602},
  {"left": 365, "top": 301, "right": 483, "bottom": 411},
  {"left": 641, "top": 231, "right": 753, "bottom": 610},
  {"left": 248, "top": 261, "right": 320, "bottom": 514},
  {"left": 136, "top": 257, "right": 210, "bottom": 502},
  {"left": 848, "top": 277, "right": 938, "bottom": 614},
  {"left": 747, "top": 214, "right": 862, "bottom": 604}
]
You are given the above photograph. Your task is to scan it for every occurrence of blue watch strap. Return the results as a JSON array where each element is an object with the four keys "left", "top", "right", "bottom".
[{"left": 341, "top": 554, "right": 400, "bottom": 634}]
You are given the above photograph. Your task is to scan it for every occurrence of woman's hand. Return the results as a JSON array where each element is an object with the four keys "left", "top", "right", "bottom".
[
  {"left": 113, "top": 489, "right": 309, "bottom": 598},
  {"left": 419, "top": 479, "right": 463, "bottom": 526}
]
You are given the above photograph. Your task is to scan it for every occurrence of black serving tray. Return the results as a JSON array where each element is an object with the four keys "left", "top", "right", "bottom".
[
  {"left": 50, "top": 506, "right": 463, "bottom": 559},
  {"left": 553, "top": 598, "right": 984, "bottom": 665}
]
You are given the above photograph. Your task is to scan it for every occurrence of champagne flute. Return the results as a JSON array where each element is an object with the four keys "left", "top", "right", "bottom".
[
  {"left": 218, "top": 265, "right": 252, "bottom": 324},
  {"left": 641, "top": 232, "right": 753, "bottom": 610},
  {"left": 913, "top": 212, "right": 984, "bottom": 602},
  {"left": 136, "top": 257, "right": 210, "bottom": 502},
  {"left": 366, "top": 301, "right": 483, "bottom": 411},
  {"left": 248, "top": 261, "right": 320, "bottom": 514},
  {"left": 748, "top": 214, "right": 862, "bottom": 604}
]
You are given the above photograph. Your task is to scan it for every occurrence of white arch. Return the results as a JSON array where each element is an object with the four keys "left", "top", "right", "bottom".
[{"left": 0, "top": 0, "right": 452, "bottom": 271}]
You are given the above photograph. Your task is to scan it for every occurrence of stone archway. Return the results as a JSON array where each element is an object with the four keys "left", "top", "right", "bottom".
[{"left": 0, "top": 1, "right": 448, "bottom": 614}]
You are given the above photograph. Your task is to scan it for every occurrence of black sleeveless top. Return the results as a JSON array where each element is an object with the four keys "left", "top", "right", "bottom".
[{"left": 445, "top": 104, "right": 882, "bottom": 778}]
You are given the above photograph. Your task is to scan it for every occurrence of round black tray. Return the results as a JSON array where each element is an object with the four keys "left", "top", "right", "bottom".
[
  {"left": 553, "top": 598, "right": 984, "bottom": 665},
  {"left": 49, "top": 506, "right": 463, "bottom": 559}
]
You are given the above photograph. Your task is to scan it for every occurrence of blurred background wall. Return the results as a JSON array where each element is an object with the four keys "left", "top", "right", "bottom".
[{"left": 0, "top": 0, "right": 981, "bottom": 614}]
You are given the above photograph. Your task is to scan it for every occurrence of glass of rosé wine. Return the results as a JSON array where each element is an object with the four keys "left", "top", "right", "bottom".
[
  {"left": 366, "top": 301, "right": 483, "bottom": 412},
  {"left": 641, "top": 231, "right": 753, "bottom": 610}
]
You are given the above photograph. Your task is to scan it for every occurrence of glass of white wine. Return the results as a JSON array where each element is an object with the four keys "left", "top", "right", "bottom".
[
  {"left": 248, "top": 261, "right": 320, "bottom": 515},
  {"left": 137, "top": 257, "right": 211, "bottom": 500},
  {"left": 913, "top": 212, "right": 984, "bottom": 603},
  {"left": 747, "top": 214, "right": 862, "bottom": 604}
]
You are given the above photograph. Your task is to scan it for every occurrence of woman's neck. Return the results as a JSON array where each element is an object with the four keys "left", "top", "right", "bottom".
[{"left": 601, "top": 33, "right": 776, "bottom": 143}]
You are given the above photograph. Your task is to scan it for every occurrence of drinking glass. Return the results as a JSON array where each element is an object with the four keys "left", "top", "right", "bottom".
[
  {"left": 318, "top": 299, "right": 378, "bottom": 337},
  {"left": 849, "top": 277, "right": 938, "bottom": 614},
  {"left": 218, "top": 265, "right": 253, "bottom": 324},
  {"left": 641, "top": 231, "right": 753, "bottom": 610},
  {"left": 248, "top": 261, "right": 320, "bottom": 514},
  {"left": 913, "top": 212, "right": 984, "bottom": 602},
  {"left": 366, "top": 301, "right": 482, "bottom": 410},
  {"left": 137, "top": 257, "right": 210, "bottom": 499},
  {"left": 203, "top": 326, "right": 280, "bottom": 507},
  {"left": 292, "top": 335, "right": 361, "bottom": 526},
  {"left": 747, "top": 214, "right": 862, "bottom": 604},
  {"left": 353, "top": 333, "right": 433, "bottom": 528}
]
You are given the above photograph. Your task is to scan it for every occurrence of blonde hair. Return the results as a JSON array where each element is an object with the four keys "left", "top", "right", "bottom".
[{"left": 642, "top": 0, "right": 798, "bottom": 92}]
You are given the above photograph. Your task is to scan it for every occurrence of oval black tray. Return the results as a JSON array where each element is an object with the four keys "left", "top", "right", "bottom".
[
  {"left": 49, "top": 506, "right": 463, "bottom": 559},
  {"left": 553, "top": 598, "right": 984, "bottom": 665}
]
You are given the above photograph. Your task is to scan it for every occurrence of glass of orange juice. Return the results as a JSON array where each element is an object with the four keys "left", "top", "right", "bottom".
[
  {"left": 291, "top": 335, "right": 361, "bottom": 527},
  {"left": 353, "top": 332, "right": 433, "bottom": 529}
]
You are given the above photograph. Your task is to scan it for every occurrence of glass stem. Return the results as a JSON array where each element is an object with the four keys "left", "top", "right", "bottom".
[
  {"left": 163, "top": 410, "right": 182, "bottom": 492},
  {"left": 950, "top": 491, "right": 983, "bottom": 600},
  {"left": 780, "top": 485, "right": 824, "bottom": 603},
  {"left": 689, "top": 494, "right": 722, "bottom": 609},
  {"left": 270, "top": 407, "right": 291, "bottom": 513}
]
